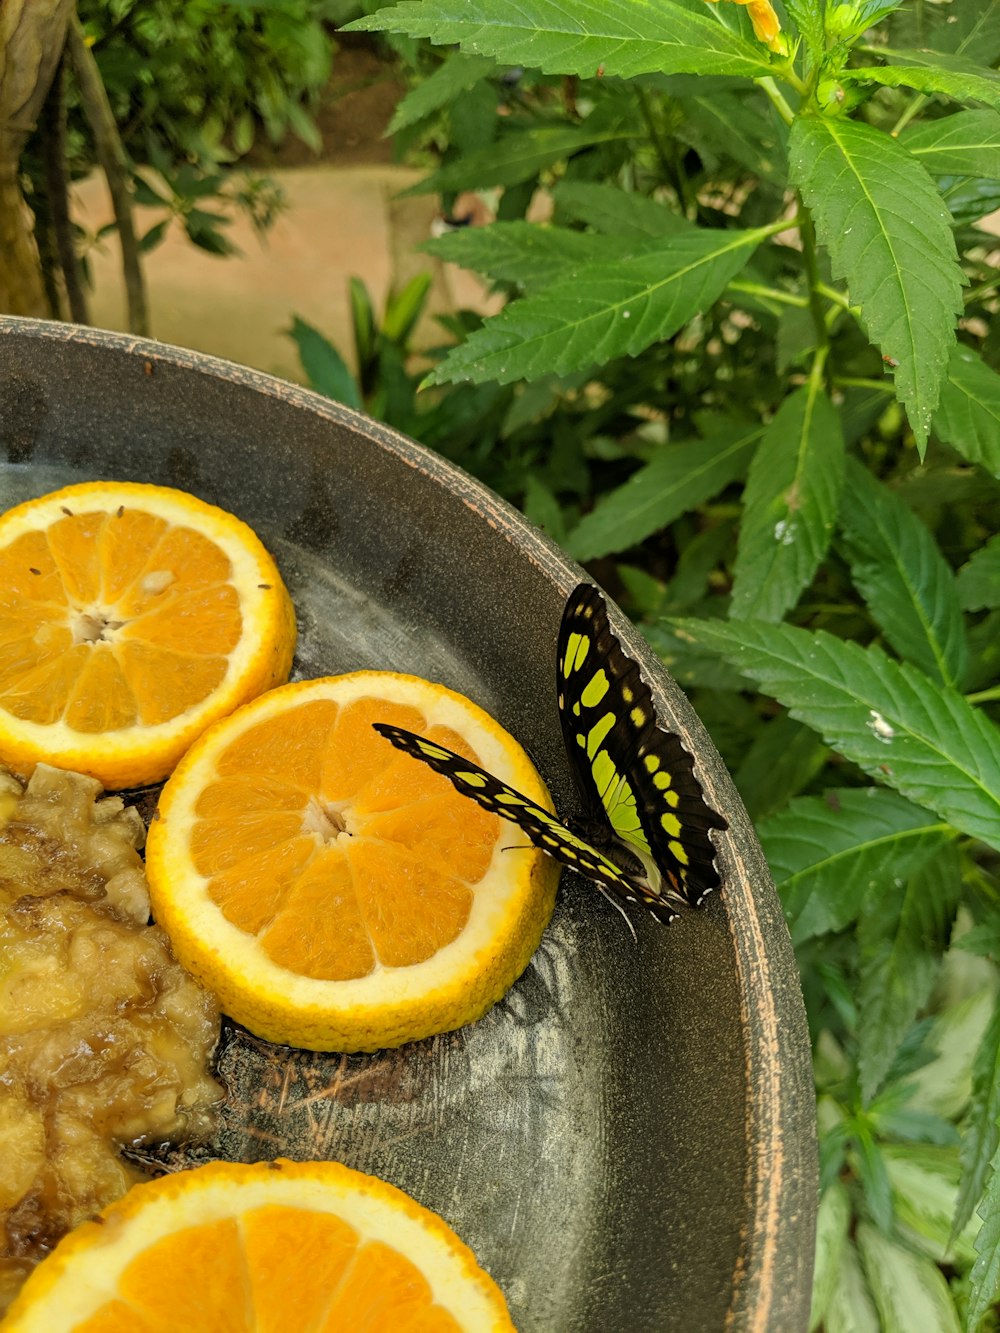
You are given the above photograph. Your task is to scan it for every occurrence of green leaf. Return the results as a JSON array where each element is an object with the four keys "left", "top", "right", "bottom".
[
  {"left": 288, "top": 317, "right": 363, "bottom": 411},
  {"left": 854, "top": 1124, "right": 895, "bottom": 1232},
  {"left": 883, "top": 1144, "right": 979, "bottom": 1268},
  {"left": 423, "top": 222, "right": 610, "bottom": 292},
  {"left": 958, "top": 535, "right": 1000, "bottom": 612},
  {"left": 564, "top": 420, "right": 761, "bottom": 561},
  {"left": 900, "top": 109, "right": 1000, "bottom": 180},
  {"left": 730, "top": 381, "right": 845, "bottom": 622},
  {"left": 856, "top": 1221, "right": 962, "bottom": 1332},
  {"left": 667, "top": 618, "right": 1000, "bottom": 848},
  {"left": 788, "top": 116, "right": 964, "bottom": 451},
  {"left": 906, "top": 988, "right": 996, "bottom": 1123},
  {"left": 760, "top": 787, "right": 954, "bottom": 943},
  {"left": 955, "top": 997, "right": 1000, "bottom": 1237},
  {"left": 404, "top": 112, "right": 638, "bottom": 195},
  {"left": 933, "top": 345, "right": 1000, "bottom": 477},
  {"left": 810, "top": 1180, "right": 852, "bottom": 1332},
  {"left": 551, "top": 180, "right": 687, "bottom": 237},
  {"left": 944, "top": 0, "right": 1000, "bottom": 63},
  {"left": 733, "top": 715, "right": 829, "bottom": 823},
  {"left": 968, "top": 1140, "right": 1000, "bottom": 1331},
  {"left": 826, "top": 1239, "right": 880, "bottom": 1333},
  {"left": 785, "top": 0, "right": 825, "bottom": 62},
  {"left": 344, "top": 0, "right": 774, "bottom": 80},
  {"left": 845, "top": 49, "right": 1000, "bottom": 110},
  {"left": 382, "top": 272, "right": 433, "bottom": 345},
  {"left": 857, "top": 843, "right": 962, "bottom": 1100},
  {"left": 643, "top": 621, "right": 748, "bottom": 692},
  {"left": 838, "top": 459, "right": 968, "bottom": 689},
  {"left": 427, "top": 226, "right": 772, "bottom": 386},
  {"left": 388, "top": 53, "right": 497, "bottom": 134}
]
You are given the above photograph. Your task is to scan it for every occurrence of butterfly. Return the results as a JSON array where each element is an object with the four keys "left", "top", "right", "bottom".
[{"left": 373, "top": 583, "right": 727, "bottom": 925}]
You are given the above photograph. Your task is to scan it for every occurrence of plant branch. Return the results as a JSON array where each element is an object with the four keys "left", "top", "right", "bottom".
[
  {"left": 728, "top": 279, "right": 809, "bottom": 308},
  {"left": 40, "top": 51, "right": 88, "bottom": 323},
  {"left": 756, "top": 76, "right": 796, "bottom": 126},
  {"left": 797, "top": 199, "right": 830, "bottom": 359},
  {"left": 66, "top": 13, "right": 148, "bottom": 335},
  {"left": 967, "top": 685, "right": 1000, "bottom": 706}
]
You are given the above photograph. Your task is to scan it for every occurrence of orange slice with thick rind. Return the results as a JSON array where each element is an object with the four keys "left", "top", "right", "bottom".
[
  {"left": 1, "top": 1158, "right": 515, "bottom": 1332},
  {"left": 0, "top": 482, "right": 295, "bottom": 788},
  {"left": 144, "top": 672, "right": 559, "bottom": 1052}
]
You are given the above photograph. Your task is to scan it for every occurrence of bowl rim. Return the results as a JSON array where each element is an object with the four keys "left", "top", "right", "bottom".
[{"left": 0, "top": 314, "right": 818, "bottom": 1330}]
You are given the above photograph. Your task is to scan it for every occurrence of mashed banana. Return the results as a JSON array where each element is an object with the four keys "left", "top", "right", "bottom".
[{"left": 0, "top": 765, "right": 222, "bottom": 1314}]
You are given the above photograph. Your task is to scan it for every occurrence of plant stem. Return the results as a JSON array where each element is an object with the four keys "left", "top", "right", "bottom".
[
  {"left": 66, "top": 13, "right": 148, "bottom": 336},
  {"left": 890, "top": 92, "right": 927, "bottom": 137},
  {"left": 636, "top": 85, "right": 694, "bottom": 220},
  {"left": 728, "top": 280, "right": 809, "bottom": 308},
  {"left": 832, "top": 377, "right": 893, "bottom": 393},
  {"left": 966, "top": 685, "right": 1000, "bottom": 705},
  {"left": 756, "top": 76, "right": 796, "bottom": 126},
  {"left": 965, "top": 276, "right": 1000, "bottom": 306},
  {"left": 40, "top": 52, "right": 89, "bottom": 324},
  {"left": 797, "top": 200, "right": 830, "bottom": 360}
]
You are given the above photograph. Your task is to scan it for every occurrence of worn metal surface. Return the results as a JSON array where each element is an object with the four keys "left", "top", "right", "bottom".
[{"left": 0, "top": 317, "right": 817, "bottom": 1332}]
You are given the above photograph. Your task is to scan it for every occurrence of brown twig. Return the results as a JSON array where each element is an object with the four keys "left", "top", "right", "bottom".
[
  {"left": 40, "top": 51, "right": 89, "bottom": 323},
  {"left": 66, "top": 11, "right": 148, "bottom": 335}
]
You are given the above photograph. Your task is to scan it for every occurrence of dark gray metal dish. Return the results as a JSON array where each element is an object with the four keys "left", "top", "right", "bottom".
[{"left": 0, "top": 316, "right": 816, "bottom": 1332}]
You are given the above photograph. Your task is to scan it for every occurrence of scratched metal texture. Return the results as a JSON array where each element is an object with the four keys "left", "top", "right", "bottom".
[{"left": 0, "top": 318, "right": 817, "bottom": 1333}]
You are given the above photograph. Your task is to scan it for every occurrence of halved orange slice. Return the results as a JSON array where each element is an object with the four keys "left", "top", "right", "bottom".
[
  {"left": 145, "top": 672, "right": 559, "bottom": 1051},
  {"left": 0, "top": 482, "right": 295, "bottom": 788},
  {"left": 1, "top": 1158, "right": 515, "bottom": 1331}
]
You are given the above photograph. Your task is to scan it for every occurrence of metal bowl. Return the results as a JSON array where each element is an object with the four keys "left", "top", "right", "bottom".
[{"left": 0, "top": 316, "right": 816, "bottom": 1332}]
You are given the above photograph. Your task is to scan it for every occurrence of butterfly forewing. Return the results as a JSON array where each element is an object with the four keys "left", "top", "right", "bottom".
[
  {"left": 557, "top": 584, "right": 727, "bottom": 908},
  {"left": 371, "top": 723, "right": 680, "bottom": 924}
]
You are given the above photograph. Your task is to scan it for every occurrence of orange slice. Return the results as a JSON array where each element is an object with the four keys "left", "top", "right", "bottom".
[
  {"left": 0, "top": 482, "right": 295, "bottom": 789},
  {"left": 144, "top": 672, "right": 559, "bottom": 1051},
  {"left": 1, "top": 1158, "right": 516, "bottom": 1332}
]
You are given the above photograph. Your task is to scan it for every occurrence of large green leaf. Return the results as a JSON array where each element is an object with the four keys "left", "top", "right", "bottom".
[
  {"left": 344, "top": 0, "right": 773, "bottom": 80},
  {"left": 838, "top": 459, "right": 968, "bottom": 689},
  {"left": 900, "top": 109, "right": 1000, "bottom": 180},
  {"left": 789, "top": 116, "right": 964, "bottom": 451},
  {"left": 857, "top": 843, "right": 962, "bottom": 1101},
  {"left": 667, "top": 618, "right": 1000, "bottom": 848},
  {"left": 955, "top": 998, "right": 1000, "bottom": 1237},
  {"left": 427, "top": 225, "right": 771, "bottom": 385},
  {"left": 784, "top": 0, "right": 825, "bottom": 66},
  {"left": 957, "top": 534, "right": 1000, "bottom": 612},
  {"left": 933, "top": 344, "right": 1000, "bottom": 476},
  {"left": 968, "top": 1141, "right": 1000, "bottom": 1332},
  {"left": 564, "top": 420, "right": 761, "bottom": 561},
  {"left": 810, "top": 1180, "right": 852, "bottom": 1332},
  {"left": 760, "top": 787, "right": 954, "bottom": 943},
  {"left": 423, "top": 222, "right": 611, "bottom": 292},
  {"left": 287, "top": 317, "right": 362, "bottom": 411},
  {"left": 883, "top": 1144, "right": 979, "bottom": 1268},
  {"left": 845, "top": 49, "right": 1000, "bottom": 110},
  {"left": 551, "top": 180, "right": 687, "bottom": 237},
  {"left": 388, "top": 53, "right": 497, "bottom": 134},
  {"left": 730, "top": 381, "right": 844, "bottom": 622},
  {"left": 404, "top": 112, "right": 638, "bottom": 195},
  {"left": 856, "top": 1222, "right": 962, "bottom": 1332}
]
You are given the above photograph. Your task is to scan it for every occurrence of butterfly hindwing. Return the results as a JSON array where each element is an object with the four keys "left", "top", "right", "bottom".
[
  {"left": 557, "top": 583, "right": 727, "bottom": 909},
  {"left": 371, "top": 723, "right": 679, "bottom": 924}
]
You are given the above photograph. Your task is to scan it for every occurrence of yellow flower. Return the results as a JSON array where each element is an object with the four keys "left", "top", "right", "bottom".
[{"left": 705, "top": 0, "right": 785, "bottom": 53}]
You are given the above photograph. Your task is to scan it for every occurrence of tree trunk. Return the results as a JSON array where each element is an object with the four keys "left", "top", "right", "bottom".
[{"left": 0, "top": 0, "right": 76, "bottom": 317}]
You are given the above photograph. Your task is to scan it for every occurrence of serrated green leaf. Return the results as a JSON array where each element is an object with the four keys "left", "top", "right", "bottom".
[
  {"left": 883, "top": 1144, "right": 979, "bottom": 1269},
  {"left": 733, "top": 715, "right": 829, "bottom": 822},
  {"left": 968, "top": 1139, "right": 1000, "bottom": 1331},
  {"left": 552, "top": 180, "right": 687, "bottom": 237},
  {"left": 730, "top": 381, "right": 844, "bottom": 622},
  {"left": 933, "top": 344, "right": 1000, "bottom": 476},
  {"left": 679, "top": 92, "right": 786, "bottom": 182},
  {"left": 784, "top": 0, "right": 825, "bottom": 63},
  {"left": 760, "top": 787, "right": 953, "bottom": 942},
  {"left": 900, "top": 109, "right": 1000, "bottom": 180},
  {"left": 344, "top": 0, "right": 773, "bottom": 80},
  {"left": 667, "top": 618, "right": 1000, "bottom": 848},
  {"left": 958, "top": 534, "right": 1000, "bottom": 612},
  {"left": 423, "top": 222, "right": 610, "bottom": 292},
  {"left": 810, "top": 1180, "right": 852, "bottom": 1332},
  {"left": 564, "top": 420, "right": 761, "bottom": 561},
  {"left": 854, "top": 1125, "right": 895, "bottom": 1231},
  {"left": 906, "top": 988, "right": 996, "bottom": 1122},
  {"left": 955, "top": 997, "right": 1000, "bottom": 1237},
  {"left": 287, "top": 316, "right": 362, "bottom": 410},
  {"left": 388, "top": 53, "right": 497, "bottom": 134},
  {"left": 428, "top": 225, "right": 771, "bottom": 386},
  {"left": 858, "top": 843, "right": 962, "bottom": 1100},
  {"left": 826, "top": 1239, "right": 880, "bottom": 1333},
  {"left": 405, "top": 112, "right": 638, "bottom": 196},
  {"left": 789, "top": 116, "right": 963, "bottom": 451},
  {"left": 643, "top": 621, "right": 748, "bottom": 692},
  {"left": 839, "top": 458, "right": 968, "bottom": 688},
  {"left": 845, "top": 49, "right": 1000, "bottom": 110},
  {"left": 856, "top": 1221, "right": 962, "bottom": 1331}
]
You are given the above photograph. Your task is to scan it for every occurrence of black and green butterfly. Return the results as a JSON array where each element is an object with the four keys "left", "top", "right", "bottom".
[{"left": 373, "top": 583, "right": 727, "bottom": 925}]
